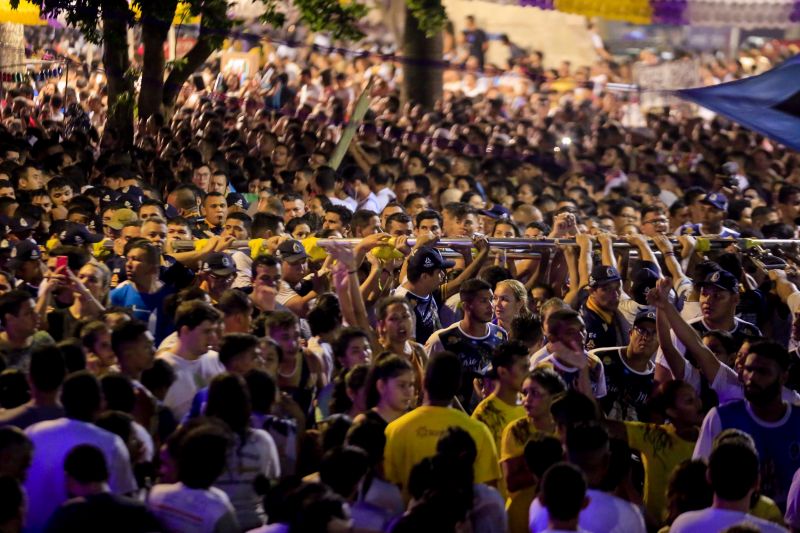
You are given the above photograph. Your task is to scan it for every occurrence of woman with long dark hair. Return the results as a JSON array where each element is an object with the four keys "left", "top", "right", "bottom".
[{"left": 206, "top": 373, "right": 281, "bottom": 531}]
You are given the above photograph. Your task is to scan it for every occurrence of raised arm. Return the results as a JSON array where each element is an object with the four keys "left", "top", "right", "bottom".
[
  {"left": 596, "top": 232, "right": 620, "bottom": 272},
  {"left": 625, "top": 234, "right": 660, "bottom": 275},
  {"left": 576, "top": 232, "right": 593, "bottom": 290},
  {"left": 561, "top": 243, "right": 582, "bottom": 309},
  {"left": 651, "top": 234, "right": 690, "bottom": 286},
  {"left": 649, "top": 278, "right": 684, "bottom": 383},
  {"left": 657, "top": 280, "right": 722, "bottom": 382},
  {"left": 443, "top": 236, "right": 491, "bottom": 300},
  {"left": 770, "top": 269, "right": 800, "bottom": 306}
]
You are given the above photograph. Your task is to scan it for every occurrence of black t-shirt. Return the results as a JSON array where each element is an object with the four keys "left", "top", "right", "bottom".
[
  {"left": 686, "top": 316, "right": 761, "bottom": 354},
  {"left": 429, "top": 323, "right": 507, "bottom": 411},
  {"left": 594, "top": 346, "right": 655, "bottom": 421},
  {"left": 581, "top": 304, "right": 631, "bottom": 351},
  {"left": 160, "top": 255, "right": 194, "bottom": 290},
  {"left": 463, "top": 29, "right": 487, "bottom": 65},
  {"left": 105, "top": 254, "right": 127, "bottom": 289},
  {"left": 398, "top": 287, "right": 441, "bottom": 345},
  {"left": 44, "top": 492, "right": 162, "bottom": 533}
]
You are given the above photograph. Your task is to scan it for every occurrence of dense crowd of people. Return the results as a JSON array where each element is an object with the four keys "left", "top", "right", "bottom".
[{"left": 0, "top": 19, "right": 798, "bottom": 533}]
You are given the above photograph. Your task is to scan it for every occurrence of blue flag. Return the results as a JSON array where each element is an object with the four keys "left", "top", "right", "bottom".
[{"left": 676, "top": 55, "right": 800, "bottom": 151}]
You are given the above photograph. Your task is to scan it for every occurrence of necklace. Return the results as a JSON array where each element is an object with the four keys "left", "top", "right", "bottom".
[{"left": 278, "top": 355, "right": 300, "bottom": 379}]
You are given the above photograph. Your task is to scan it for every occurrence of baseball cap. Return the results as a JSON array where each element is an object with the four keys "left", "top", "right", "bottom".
[
  {"left": 99, "top": 189, "right": 121, "bottom": 208},
  {"left": 697, "top": 269, "right": 739, "bottom": 293},
  {"left": 59, "top": 222, "right": 104, "bottom": 246},
  {"left": 408, "top": 246, "right": 455, "bottom": 274},
  {"left": 165, "top": 204, "right": 179, "bottom": 219},
  {"left": 633, "top": 308, "right": 656, "bottom": 326},
  {"left": 7, "top": 215, "right": 39, "bottom": 234},
  {"left": 276, "top": 239, "right": 308, "bottom": 263},
  {"left": 118, "top": 193, "right": 141, "bottom": 212},
  {"left": 8, "top": 240, "right": 41, "bottom": 269},
  {"left": 201, "top": 252, "right": 236, "bottom": 277},
  {"left": 631, "top": 263, "right": 660, "bottom": 305},
  {"left": 588, "top": 265, "right": 622, "bottom": 288},
  {"left": 105, "top": 208, "right": 138, "bottom": 231},
  {"left": 702, "top": 192, "right": 729, "bottom": 212},
  {"left": 227, "top": 193, "right": 249, "bottom": 210},
  {"left": 480, "top": 204, "right": 511, "bottom": 220}
]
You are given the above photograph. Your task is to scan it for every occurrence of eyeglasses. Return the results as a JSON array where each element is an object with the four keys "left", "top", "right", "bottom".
[
  {"left": 643, "top": 218, "right": 668, "bottom": 225},
  {"left": 633, "top": 326, "right": 656, "bottom": 339}
]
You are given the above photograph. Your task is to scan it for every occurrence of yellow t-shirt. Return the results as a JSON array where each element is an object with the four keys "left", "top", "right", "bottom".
[
  {"left": 751, "top": 495, "right": 785, "bottom": 525},
  {"left": 625, "top": 421, "right": 695, "bottom": 524},
  {"left": 471, "top": 392, "right": 525, "bottom": 499},
  {"left": 384, "top": 405, "right": 500, "bottom": 502},
  {"left": 500, "top": 417, "right": 546, "bottom": 533}
]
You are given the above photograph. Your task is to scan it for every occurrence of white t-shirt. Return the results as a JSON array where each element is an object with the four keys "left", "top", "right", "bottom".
[
  {"left": 785, "top": 467, "right": 800, "bottom": 529},
  {"left": 655, "top": 316, "right": 758, "bottom": 392},
  {"left": 159, "top": 351, "right": 225, "bottom": 420},
  {"left": 374, "top": 187, "right": 396, "bottom": 212},
  {"left": 670, "top": 507, "right": 788, "bottom": 532},
  {"left": 538, "top": 353, "right": 608, "bottom": 399},
  {"left": 529, "top": 489, "right": 645, "bottom": 533},
  {"left": 148, "top": 482, "right": 240, "bottom": 533},
  {"left": 357, "top": 192, "right": 380, "bottom": 213},
  {"left": 710, "top": 362, "right": 800, "bottom": 405},
  {"left": 530, "top": 344, "right": 552, "bottom": 369},
  {"left": 275, "top": 280, "right": 299, "bottom": 306},
  {"left": 439, "top": 293, "right": 462, "bottom": 328},
  {"left": 214, "top": 429, "right": 281, "bottom": 531},
  {"left": 25, "top": 418, "right": 137, "bottom": 531},
  {"left": 471, "top": 483, "right": 507, "bottom": 533},
  {"left": 132, "top": 420, "right": 155, "bottom": 462},
  {"left": 230, "top": 250, "right": 253, "bottom": 290}
]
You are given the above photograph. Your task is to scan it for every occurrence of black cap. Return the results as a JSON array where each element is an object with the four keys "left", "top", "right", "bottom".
[
  {"left": 201, "top": 252, "right": 236, "bottom": 277},
  {"left": 276, "top": 239, "right": 308, "bottom": 263},
  {"left": 226, "top": 193, "right": 249, "bottom": 210},
  {"left": 118, "top": 193, "right": 141, "bottom": 211},
  {"left": 8, "top": 240, "right": 41, "bottom": 269},
  {"left": 99, "top": 189, "right": 121, "bottom": 208},
  {"left": 7, "top": 215, "right": 39, "bottom": 234},
  {"left": 58, "top": 222, "right": 104, "bottom": 246},
  {"left": 408, "top": 246, "right": 455, "bottom": 274},
  {"left": 588, "top": 265, "right": 622, "bottom": 288},
  {"left": 631, "top": 263, "right": 660, "bottom": 305},
  {"left": 697, "top": 269, "right": 739, "bottom": 292},
  {"left": 633, "top": 308, "right": 656, "bottom": 326}
]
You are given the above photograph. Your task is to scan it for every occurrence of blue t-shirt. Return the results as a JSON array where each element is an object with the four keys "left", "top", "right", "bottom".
[
  {"left": 717, "top": 399, "right": 800, "bottom": 510},
  {"left": 109, "top": 282, "right": 175, "bottom": 344}
]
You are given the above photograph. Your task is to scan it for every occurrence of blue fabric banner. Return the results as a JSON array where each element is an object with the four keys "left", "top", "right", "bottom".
[{"left": 676, "top": 55, "right": 800, "bottom": 151}]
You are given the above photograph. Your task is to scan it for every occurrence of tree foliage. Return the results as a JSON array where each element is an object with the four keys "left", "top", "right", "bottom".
[{"left": 15, "top": 0, "right": 368, "bottom": 144}]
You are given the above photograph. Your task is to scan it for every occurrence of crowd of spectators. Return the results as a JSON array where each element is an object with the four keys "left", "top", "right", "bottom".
[{"left": 0, "top": 18, "right": 798, "bottom": 533}]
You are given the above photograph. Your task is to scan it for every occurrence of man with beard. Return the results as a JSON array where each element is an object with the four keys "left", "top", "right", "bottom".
[
  {"left": 694, "top": 341, "right": 800, "bottom": 510},
  {"left": 591, "top": 309, "right": 658, "bottom": 421},
  {"left": 425, "top": 279, "right": 506, "bottom": 411}
]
